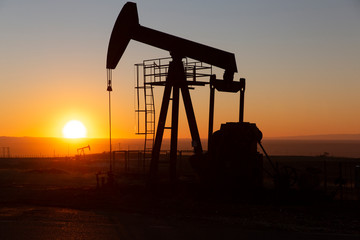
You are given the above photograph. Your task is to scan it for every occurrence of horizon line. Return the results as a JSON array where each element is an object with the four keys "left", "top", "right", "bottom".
[{"left": 1, "top": 133, "right": 360, "bottom": 140}]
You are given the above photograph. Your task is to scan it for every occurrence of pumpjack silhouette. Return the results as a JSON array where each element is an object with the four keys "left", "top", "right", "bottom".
[{"left": 106, "top": 2, "right": 263, "bottom": 190}]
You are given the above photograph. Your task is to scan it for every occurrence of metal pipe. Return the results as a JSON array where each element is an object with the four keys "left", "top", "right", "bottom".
[
  {"left": 239, "top": 78, "right": 245, "bottom": 123},
  {"left": 208, "top": 75, "right": 216, "bottom": 150}
]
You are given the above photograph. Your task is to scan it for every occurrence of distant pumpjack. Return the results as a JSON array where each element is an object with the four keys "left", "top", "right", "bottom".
[{"left": 77, "top": 145, "right": 90, "bottom": 159}]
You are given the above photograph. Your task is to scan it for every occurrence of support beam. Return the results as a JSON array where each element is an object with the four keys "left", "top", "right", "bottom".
[
  {"left": 208, "top": 75, "right": 216, "bottom": 150},
  {"left": 149, "top": 79, "right": 172, "bottom": 183},
  {"left": 181, "top": 84, "right": 203, "bottom": 155},
  {"left": 149, "top": 57, "right": 203, "bottom": 186},
  {"left": 239, "top": 78, "right": 245, "bottom": 123},
  {"left": 170, "top": 86, "right": 179, "bottom": 183}
]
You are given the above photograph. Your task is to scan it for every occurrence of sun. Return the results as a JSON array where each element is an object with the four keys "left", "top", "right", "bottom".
[{"left": 62, "top": 120, "right": 87, "bottom": 138}]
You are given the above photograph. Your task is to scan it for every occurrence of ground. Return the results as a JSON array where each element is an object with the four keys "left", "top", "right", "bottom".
[{"left": 0, "top": 157, "right": 359, "bottom": 239}]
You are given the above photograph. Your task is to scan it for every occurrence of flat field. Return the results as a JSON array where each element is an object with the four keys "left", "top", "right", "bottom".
[{"left": 0, "top": 155, "right": 359, "bottom": 239}]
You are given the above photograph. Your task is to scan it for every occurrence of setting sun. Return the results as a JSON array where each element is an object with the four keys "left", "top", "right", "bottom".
[{"left": 62, "top": 120, "right": 87, "bottom": 138}]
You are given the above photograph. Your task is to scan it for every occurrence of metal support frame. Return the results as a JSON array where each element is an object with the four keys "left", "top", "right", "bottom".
[
  {"left": 149, "top": 56, "right": 203, "bottom": 185},
  {"left": 170, "top": 85, "right": 180, "bottom": 183}
]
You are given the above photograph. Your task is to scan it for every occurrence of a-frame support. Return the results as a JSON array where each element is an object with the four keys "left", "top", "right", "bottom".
[{"left": 149, "top": 55, "right": 203, "bottom": 185}]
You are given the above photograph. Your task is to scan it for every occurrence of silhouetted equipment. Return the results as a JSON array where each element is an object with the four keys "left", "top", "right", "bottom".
[
  {"left": 106, "top": 2, "right": 263, "bottom": 189},
  {"left": 77, "top": 145, "right": 90, "bottom": 159},
  {"left": 239, "top": 78, "right": 246, "bottom": 123},
  {"left": 197, "top": 122, "right": 263, "bottom": 190},
  {"left": 134, "top": 57, "right": 213, "bottom": 171},
  {"left": 106, "top": 2, "right": 237, "bottom": 78}
]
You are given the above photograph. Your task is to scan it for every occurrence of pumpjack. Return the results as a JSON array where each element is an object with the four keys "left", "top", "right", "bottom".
[
  {"left": 106, "top": 2, "right": 263, "bottom": 189},
  {"left": 76, "top": 145, "right": 90, "bottom": 160}
]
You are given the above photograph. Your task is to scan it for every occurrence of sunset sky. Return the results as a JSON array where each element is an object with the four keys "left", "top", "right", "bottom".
[{"left": 1, "top": 0, "right": 359, "bottom": 139}]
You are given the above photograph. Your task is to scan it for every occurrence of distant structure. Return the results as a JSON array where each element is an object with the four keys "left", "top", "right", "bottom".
[{"left": 77, "top": 145, "right": 90, "bottom": 160}]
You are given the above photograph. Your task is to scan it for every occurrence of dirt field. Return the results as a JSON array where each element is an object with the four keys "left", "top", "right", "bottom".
[{"left": 0, "top": 156, "right": 359, "bottom": 239}]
